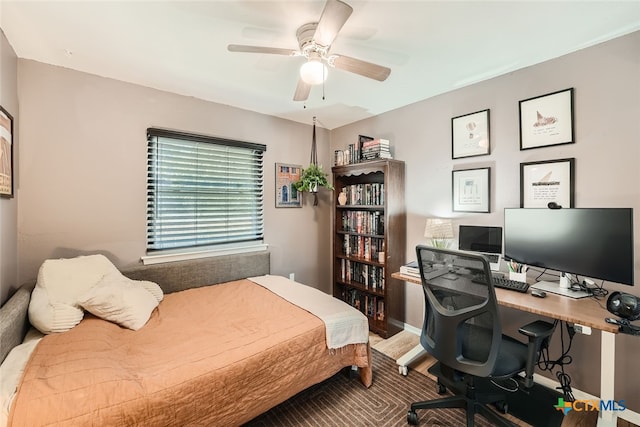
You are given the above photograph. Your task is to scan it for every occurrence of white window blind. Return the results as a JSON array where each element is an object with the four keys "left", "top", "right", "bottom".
[{"left": 147, "top": 128, "right": 265, "bottom": 252}]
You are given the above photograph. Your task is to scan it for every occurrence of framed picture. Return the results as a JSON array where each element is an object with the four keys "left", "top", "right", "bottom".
[
  {"left": 452, "top": 167, "right": 490, "bottom": 213},
  {"left": 275, "top": 163, "right": 302, "bottom": 208},
  {"left": 519, "top": 88, "right": 574, "bottom": 150},
  {"left": 358, "top": 134, "right": 374, "bottom": 162},
  {"left": 0, "top": 106, "right": 13, "bottom": 198},
  {"left": 520, "top": 158, "right": 575, "bottom": 208},
  {"left": 451, "top": 109, "right": 490, "bottom": 159}
]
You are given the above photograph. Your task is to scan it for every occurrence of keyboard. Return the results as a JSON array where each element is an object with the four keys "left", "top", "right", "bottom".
[
  {"left": 492, "top": 276, "right": 529, "bottom": 293},
  {"left": 472, "top": 274, "right": 529, "bottom": 293}
]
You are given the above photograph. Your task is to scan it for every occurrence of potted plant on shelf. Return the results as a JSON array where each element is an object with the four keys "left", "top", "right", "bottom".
[{"left": 294, "top": 164, "right": 334, "bottom": 205}]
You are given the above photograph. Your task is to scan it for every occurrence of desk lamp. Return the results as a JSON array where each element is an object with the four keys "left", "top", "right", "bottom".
[{"left": 424, "top": 218, "right": 454, "bottom": 248}]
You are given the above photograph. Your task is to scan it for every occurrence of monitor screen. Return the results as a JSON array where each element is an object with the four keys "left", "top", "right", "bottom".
[
  {"left": 458, "top": 225, "right": 502, "bottom": 254},
  {"left": 504, "top": 208, "right": 634, "bottom": 286}
]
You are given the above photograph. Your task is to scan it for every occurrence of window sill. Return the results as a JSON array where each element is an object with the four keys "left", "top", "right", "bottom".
[{"left": 141, "top": 243, "right": 269, "bottom": 265}]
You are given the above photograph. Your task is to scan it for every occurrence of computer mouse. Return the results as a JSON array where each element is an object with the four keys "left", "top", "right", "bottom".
[{"left": 531, "top": 289, "right": 547, "bottom": 298}]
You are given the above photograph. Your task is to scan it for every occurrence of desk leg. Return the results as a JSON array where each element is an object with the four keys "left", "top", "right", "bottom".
[
  {"left": 597, "top": 331, "right": 616, "bottom": 427},
  {"left": 396, "top": 343, "right": 427, "bottom": 376}
]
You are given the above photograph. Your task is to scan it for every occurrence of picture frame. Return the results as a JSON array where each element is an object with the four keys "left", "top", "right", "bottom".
[
  {"left": 451, "top": 109, "right": 490, "bottom": 159},
  {"left": 520, "top": 158, "right": 575, "bottom": 208},
  {"left": 519, "top": 88, "right": 574, "bottom": 150},
  {"left": 452, "top": 167, "right": 490, "bottom": 213},
  {"left": 0, "top": 106, "right": 14, "bottom": 198},
  {"left": 275, "top": 163, "right": 302, "bottom": 208},
  {"left": 358, "top": 134, "right": 374, "bottom": 162}
]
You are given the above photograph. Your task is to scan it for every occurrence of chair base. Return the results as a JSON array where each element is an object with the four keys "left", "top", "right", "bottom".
[
  {"left": 407, "top": 392, "right": 516, "bottom": 427},
  {"left": 425, "top": 363, "right": 565, "bottom": 427},
  {"left": 407, "top": 363, "right": 516, "bottom": 427}
]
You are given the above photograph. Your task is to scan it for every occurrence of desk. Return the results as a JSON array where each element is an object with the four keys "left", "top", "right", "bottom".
[{"left": 392, "top": 272, "right": 619, "bottom": 427}]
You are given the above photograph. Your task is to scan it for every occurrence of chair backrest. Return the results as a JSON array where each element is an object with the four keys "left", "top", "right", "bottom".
[{"left": 416, "top": 245, "right": 502, "bottom": 378}]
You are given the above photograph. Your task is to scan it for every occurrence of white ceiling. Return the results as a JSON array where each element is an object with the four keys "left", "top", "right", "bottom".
[{"left": 2, "top": 1, "right": 639, "bottom": 129}]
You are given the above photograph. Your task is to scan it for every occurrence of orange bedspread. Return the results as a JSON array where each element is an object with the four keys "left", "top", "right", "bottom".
[{"left": 9, "top": 279, "right": 371, "bottom": 426}]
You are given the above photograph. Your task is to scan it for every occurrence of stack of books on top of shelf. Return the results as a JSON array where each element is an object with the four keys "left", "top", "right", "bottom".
[
  {"left": 399, "top": 261, "right": 420, "bottom": 279},
  {"left": 361, "top": 138, "right": 392, "bottom": 161}
]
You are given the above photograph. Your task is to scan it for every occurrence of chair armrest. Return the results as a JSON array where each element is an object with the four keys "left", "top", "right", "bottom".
[
  {"left": 518, "top": 320, "right": 556, "bottom": 388},
  {"left": 518, "top": 320, "right": 556, "bottom": 340}
]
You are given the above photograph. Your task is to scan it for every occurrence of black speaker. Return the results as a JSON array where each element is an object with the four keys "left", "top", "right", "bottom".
[{"left": 607, "top": 292, "right": 640, "bottom": 321}]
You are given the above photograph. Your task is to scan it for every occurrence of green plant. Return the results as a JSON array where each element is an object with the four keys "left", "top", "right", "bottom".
[{"left": 293, "top": 164, "right": 334, "bottom": 192}]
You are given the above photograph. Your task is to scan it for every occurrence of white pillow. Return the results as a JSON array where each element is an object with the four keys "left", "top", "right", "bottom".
[
  {"left": 78, "top": 274, "right": 160, "bottom": 331},
  {"left": 28, "top": 287, "right": 84, "bottom": 334},
  {"left": 29, "top": 254, "right": 121, "bottom": 334},
  {"left": 136, "top": 280, "right": 164, "bottom": 303}
]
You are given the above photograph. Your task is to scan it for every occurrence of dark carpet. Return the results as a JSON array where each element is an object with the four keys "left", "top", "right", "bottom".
[{"left": 244, "top": 349, "right": 496, "bottom": 427}]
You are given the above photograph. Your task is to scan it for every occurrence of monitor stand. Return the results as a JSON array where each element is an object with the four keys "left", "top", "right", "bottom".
[{"left": 530, "top": 281, "right": 591, "bottom": 299}]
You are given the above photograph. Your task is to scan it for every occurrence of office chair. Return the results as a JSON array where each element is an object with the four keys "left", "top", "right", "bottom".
[{"left": 407, "top": 246, "right": 556, "bottom": 427}]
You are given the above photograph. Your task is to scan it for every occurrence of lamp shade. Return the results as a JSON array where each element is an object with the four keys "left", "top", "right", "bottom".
[
  {"left": 424, "top": 218, "right": 454, "bottom": 249},
  {"left": 424, "top": 218, "right": 454, "bottom": 239},
  {"left": 300, "top": 59, "right": 327, "bottom": 85}
]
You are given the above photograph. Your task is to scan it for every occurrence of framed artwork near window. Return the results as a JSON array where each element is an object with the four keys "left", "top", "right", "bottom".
[
  {"left": 0, "top": 105, "right": 14, "bottom": 198},
  {"left": 520, "top": 158, "right": 575, "bottom": 208},
  {"left": 452, "top": 109, "right": 490, "bottom": 159},
  {"left": 275, "top": 163, "right": 302, "bottom": 208},
  {"left": 452, "top": 167, "right": 490, "bottom": 213},
  {"left": 519, "top": 88, "right": 574, "bottom": 150}
]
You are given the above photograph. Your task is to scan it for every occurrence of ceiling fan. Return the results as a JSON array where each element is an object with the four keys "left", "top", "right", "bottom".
[{"left": 227, "top": 0, "right": 391, "bottom": 102}]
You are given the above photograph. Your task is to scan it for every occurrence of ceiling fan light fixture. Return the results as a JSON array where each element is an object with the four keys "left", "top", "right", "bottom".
[{"left": 300, "top": 59, "right": 327, "bottom": 85}]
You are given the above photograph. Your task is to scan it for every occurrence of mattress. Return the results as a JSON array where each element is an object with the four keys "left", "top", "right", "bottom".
[{"left": 8, "top": 278, "right": 371, "bottom": 426}]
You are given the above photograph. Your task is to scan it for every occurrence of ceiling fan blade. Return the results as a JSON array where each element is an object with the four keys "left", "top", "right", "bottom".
[
  {"left": 228, "top": 44, "right": 298, "bottom": 56},
  {"left": 313, "top": 0, "right": 353, "bottom": 47},
  {"left": 331, "top": 55, "right": 391, "bottom": 81},
  {"left": 293, "top": 79, "right": 311, "bottom": 101}
]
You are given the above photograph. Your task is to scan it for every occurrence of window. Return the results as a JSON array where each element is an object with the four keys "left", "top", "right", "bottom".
[{"left": 146, "top": 128, "right": 266, "bottom": 253}]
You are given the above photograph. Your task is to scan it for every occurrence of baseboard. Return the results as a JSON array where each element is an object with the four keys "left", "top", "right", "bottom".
[
  {"left": 402, "top": 323, "right": 640, "bottom": 425},
  {"left": 403, "top": 322, "right": 421, "bottom": 336}
]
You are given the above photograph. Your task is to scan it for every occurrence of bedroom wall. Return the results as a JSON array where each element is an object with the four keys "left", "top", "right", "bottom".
[
  {"left": 0, "top": 29, "right": 19, "bottom": 305},
  {"left": 331, "top": 31, "right": 640, "bottom": 413},
  {"left": 15, "top": 60, "right": 333, "bottom": 294}
]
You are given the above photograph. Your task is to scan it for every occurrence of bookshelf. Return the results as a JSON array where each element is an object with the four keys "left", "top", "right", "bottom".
[{"left": 332, "top": 159, "right": 406, "bottom": 339}]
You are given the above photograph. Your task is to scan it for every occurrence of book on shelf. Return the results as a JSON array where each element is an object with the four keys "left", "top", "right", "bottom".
[
  {"left": 334, "top": 137, "right": 394, "bottom": 165},
  {"left": 341, "top": 287, "right": 385, "bottom": 321},
  {"left": 360, "top": 138, "right": 392, "bottom": 161}
]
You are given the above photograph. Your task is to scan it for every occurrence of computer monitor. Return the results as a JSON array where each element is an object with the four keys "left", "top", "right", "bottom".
[
  {"left": 458, "top": 225, "right": 502, "bottom": 254},
  {"left": 504, "top": 208, "right": 634, "bottom": 297},
  {"left": 458, "top": 225, "right": 503, "bottom": 271}
]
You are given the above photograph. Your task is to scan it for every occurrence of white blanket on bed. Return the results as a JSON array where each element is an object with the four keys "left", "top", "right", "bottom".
[
  {"left": 248, "top": 275, "right": 369, "bottom": 349},
  {"left": 0, "top": 328, "right": 43, "bottom": 427}
]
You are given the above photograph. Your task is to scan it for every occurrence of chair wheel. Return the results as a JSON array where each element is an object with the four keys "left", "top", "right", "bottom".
[
  {"left": 436, "top": 381, "right": 446, "bottom": 395},
  {"left": 494, "top": 401, "right": 509, "bottom": 414},
  {"left": 407, "top": 410, "right": 419, "bottom": 425}
]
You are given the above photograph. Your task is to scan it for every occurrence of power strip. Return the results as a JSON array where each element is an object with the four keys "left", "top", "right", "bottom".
[{"left": 573, "top": 324, "right": 592, "bottom": 335}]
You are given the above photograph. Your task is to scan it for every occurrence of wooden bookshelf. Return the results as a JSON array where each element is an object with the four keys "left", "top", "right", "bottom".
[{"left": 332, "top": 159, "right": 406, "bottom": 339}]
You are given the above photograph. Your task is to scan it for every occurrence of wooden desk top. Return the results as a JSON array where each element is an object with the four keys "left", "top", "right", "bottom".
[{"left": 391, "top": 272, "right": 618, "bottom": 334}]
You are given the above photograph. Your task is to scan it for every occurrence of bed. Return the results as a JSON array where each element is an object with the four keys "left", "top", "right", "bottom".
[{"left": 0, "top": 251, "right": 372, "bottom": 426}]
